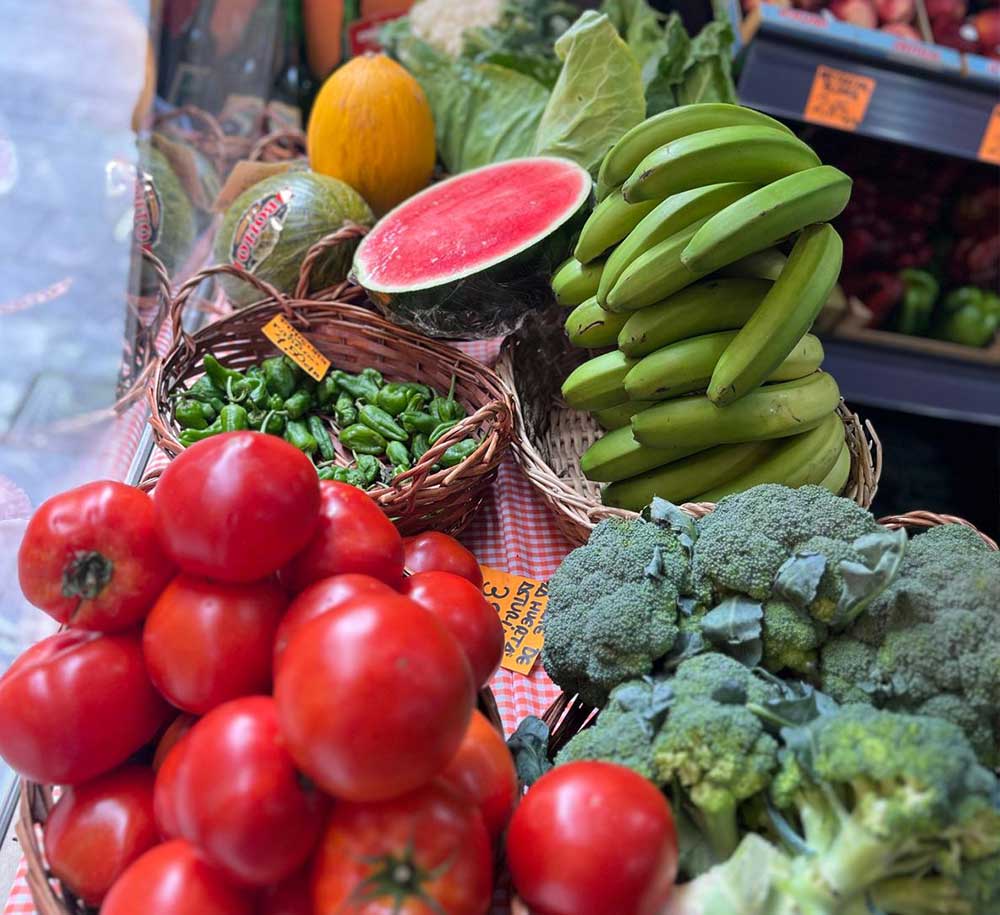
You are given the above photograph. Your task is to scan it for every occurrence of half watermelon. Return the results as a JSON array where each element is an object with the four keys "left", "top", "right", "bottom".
[{"left": 352, "top": 157, "right": 592, "bottom": 338}]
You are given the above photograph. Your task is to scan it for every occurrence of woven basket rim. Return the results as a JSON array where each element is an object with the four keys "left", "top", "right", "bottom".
[
  {"left": 146, "top": 229, "right": 514, "bottom": 536},
  {"left": 495, "top": 335, "right": 883, "bottom": 546}
]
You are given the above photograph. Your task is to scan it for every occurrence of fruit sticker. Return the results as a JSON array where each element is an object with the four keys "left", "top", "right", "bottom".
[
  {"left": 976, "top": 104, "right": 1000, "bottom": 166},
  {"left": 133, "top": 168, "right": 162, "bottom": 251},
  {"left": 804, "top": 66, "right": 875, "bottom": 132},
  {"left": 480, "top": 567, "right": 547, "bottom": 676},
  {"left": 230, "top": 187, "right": 294, "bottom": 274}
]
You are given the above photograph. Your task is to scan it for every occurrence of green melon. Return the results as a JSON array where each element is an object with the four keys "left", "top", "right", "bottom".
[
  {"left": 352, "top": 157, "right": 592, "bottom": 339},
  {"left": 137, "top": 146, "right": 197, "bottom": 295},
  {"left": 215, "top": 171, "right": 374, "bottom": 308}
]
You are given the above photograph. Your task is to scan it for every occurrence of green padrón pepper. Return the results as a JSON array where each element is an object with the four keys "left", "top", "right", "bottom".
[
  {"left": 334, "top": 393, "right": 358, "bottom": 427},
  {"left": 340, "top": 424, "right": 387, "bottom": 455},
  {"left": 400, "top": 411, "right": 438, "bottom": 436},
  {"left": 283, "top": 390, "right": 313, "bottom": 420},
  {"left": 358, "top": 404, "right": 408, "bottom": 442},
  {"left": 440, "top": 439, "right": 478, "bottom": 467},
  {"left": 386, "top": 440, "right": 411, "bottom": 471},
  {"left": 263, "top": 357, "right": 296, "bottom": 399},
  {"left": 333, "top": 370, "right": 379, "bottom": 402},
  {"left": 354, "top": 453, "right": 380, "bottom": 484},
  {"left": 308, "top": 416, "right": 336, "bottom": 461},
  {"left": 285, "top": 420, "right": 318, "bottom": 455},
  {"left": 175, "top": 399, "right": 209, "bottom": 430},
  {"left": 219, "top": 404, "right": 249, "bottom": 432}
]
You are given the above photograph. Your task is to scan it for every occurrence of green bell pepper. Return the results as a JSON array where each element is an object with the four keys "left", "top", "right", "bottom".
[{"left": 893, "top": 269, "right": 939, "bottom": 336}]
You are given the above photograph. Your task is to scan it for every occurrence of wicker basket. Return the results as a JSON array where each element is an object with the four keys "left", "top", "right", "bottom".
[
  {"left": 496, "top": 308, "right": 882, "bottom": 546},
  {"left": 146, "top": 229, "right": 514, "bottom": 537},
  {"left": 15, "top": 689, "right": 505, "bottom": 915}
]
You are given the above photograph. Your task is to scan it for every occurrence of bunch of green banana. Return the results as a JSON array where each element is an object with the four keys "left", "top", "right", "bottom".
[{"left": 549, "top": 102, "right": 857, "bottom": 510}]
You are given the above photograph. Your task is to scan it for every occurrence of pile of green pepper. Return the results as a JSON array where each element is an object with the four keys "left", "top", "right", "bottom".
[{"left": 171, "top": 353, "right": 480, "bottom": 490}]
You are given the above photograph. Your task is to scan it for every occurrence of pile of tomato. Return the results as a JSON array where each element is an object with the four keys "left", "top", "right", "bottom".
[{"left": 1, "top": 430, "right": 680, "bottom": 915}]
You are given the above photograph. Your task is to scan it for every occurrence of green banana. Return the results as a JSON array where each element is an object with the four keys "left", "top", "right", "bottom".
[
  {"left": 561, "top": 350, "right": 636, "bottom": 411},
  {"left": 604, "top": 219, "right": 708, "bottom": 313},
  {"left": 718, "top": 247, "right": 788, "bottom": 281},
  {"left": 603, "top": 441, "right": 774, "bottom": 510},
  {"left": 552, "top": 256, "right": 605, "bottom": 306},
  {"left": 574, "top": 190, "right": 659, "bottom": 264},
  {"left": 593, "top": 400, "right": 657, "bottom": 431},
  {"left": 580, "top": 425, "right": 705, "bottom": 483},
  {"left": 707, "top": 224, "right": 843, "bottom": 406},
  {"left": 596, "top": 103, "right": 794, "bottom": 200},
  {"left": 631, "top": 371, "right": 841, "bottom": 450},
  {"left": 820, "top": 439, "right": 852, "bottom": 495},
  {"left": 681, "top": 166, "right": 852, "bottom": 275},
  {"left": 622, "top": 126, "right": 821, "bottom": 204},
  {"left": 624, "top": 332, "right": 824, "bottom": 401},
  {"left": 691, "top": 411, "right": 845, "bottom": 502},
  {"left": 565, "top": 298, "right": 630, "bottom": 349},
  {"left": 596, "top": 183, "right": 759, "bottom": 305},
  {"left": 617, "top": 278, "right": 773, "bottom": 358}
]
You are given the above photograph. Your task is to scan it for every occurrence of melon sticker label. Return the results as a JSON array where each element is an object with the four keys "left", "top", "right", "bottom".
[
  {"left": 231, "top": 187, "right": 294, "bottom": 274},
  {"left": 133, "top": 168, "right": 162, "bottom": 251}
]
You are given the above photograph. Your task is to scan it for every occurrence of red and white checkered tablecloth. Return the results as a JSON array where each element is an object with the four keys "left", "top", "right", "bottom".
[{"left": 3, "top": 339, "right": 575, "bottom": 915}]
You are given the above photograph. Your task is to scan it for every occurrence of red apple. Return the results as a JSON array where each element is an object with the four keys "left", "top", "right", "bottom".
[
  {"left": 881, "top": 21, "right": 922, "bottom": 37},
  {"left": 829, "top": 0, "right": 879, "bottom": 29}
]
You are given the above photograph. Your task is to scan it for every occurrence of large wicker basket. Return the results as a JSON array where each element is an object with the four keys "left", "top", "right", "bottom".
[
  {"left": 496, "top": 308, "right": 882, "bottom": 546},
  {"left": 508, "top": 508, "right": 997, "bottom": 914},
  {"left": 146, "top": 230, "right": 514, "bottom": 537}
]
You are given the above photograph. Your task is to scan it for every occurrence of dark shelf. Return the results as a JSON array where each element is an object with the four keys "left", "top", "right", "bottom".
[
  {"left": 821, "top": 337, "right": 1000, "bottom": 427},
  {"left": 735, "top": 8, "right": 1000, "bottom": 163}
]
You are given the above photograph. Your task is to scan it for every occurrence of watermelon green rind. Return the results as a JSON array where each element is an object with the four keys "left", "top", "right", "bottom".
[
  {"left": 352, "top": 157, "right": 591, "bottom": 339},
  {"left": 215, "top": 171, "right": 374, "bottom": 308}
]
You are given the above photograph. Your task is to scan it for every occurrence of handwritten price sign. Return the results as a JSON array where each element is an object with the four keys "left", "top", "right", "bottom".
[
  {"left": 261, "top": 314, "right": 330, "bottom": 381},
  {"left": 480, "top": 566, "right": 547, "bottom": 676},
  {"left": 804, "top": 66, "right": 875, "bottom": 132}
]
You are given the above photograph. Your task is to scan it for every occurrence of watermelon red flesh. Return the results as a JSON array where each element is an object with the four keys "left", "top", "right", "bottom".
[{"left": 354, "top": 157, "right": 592, "bottom": 292}]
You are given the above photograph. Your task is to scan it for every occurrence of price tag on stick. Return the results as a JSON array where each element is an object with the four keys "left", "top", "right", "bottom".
[
  {"left": 262, "top": 314, "right": 330, "bottom": 381},
  {"left": 480, "top": 566, "right": 547, "bottom": 677},
  {"left": 804, "top": 65, "right": 875, "bottom": 132}
]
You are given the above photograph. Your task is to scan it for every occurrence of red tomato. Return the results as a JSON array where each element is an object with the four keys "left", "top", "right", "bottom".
[
  {"left": 153, "top": 731, "right": 190, "bottom": 839},
  {"left": 273, "top": 573, "right": 397, "bottom": 670},
  {"left": 260, "top": 869, "right": 314, "bottom": 915},
  {"left": 17, "top": 481, "right": 174, "bottom": 631},
  {"left": 142, "top": 574, "right": 286, "bottom": 714},
  {"left": 312, "top": 780, "right": 492, "bottom": 915},
  {"left": 100, "top": 839, "right": 255, "bottom": 915},
  {"left": 152, "top": 713, "right": 197, "bottom": 771},
  {"left": 275, "top": 594, "right": 474, "bottom": 802},
  {"left": 440, "top": 711, "right": 517, "bottom": 843},
  {"left": 171, "top": 696, "right": 328, "bottom": 886},
  {"left": 43, "top": 765, "right": 158, "bottom": 906},
  {"left": 0, "top": 630, "right": 170, "bottom": 784},
  {"left": 153, "top": 432, "right": 320, "bottom": 583},
  {"left": 281, "top": 481, "right": 405, "bottom": 592},
  {"left": 403, "top": 572, "right": 503, "bottom": 688},
  {"left": 403, "top": 531, "right": 483, "bottom": 587},
  {"left": 507, "top": 761, "right": 678, "bottom": 915}
]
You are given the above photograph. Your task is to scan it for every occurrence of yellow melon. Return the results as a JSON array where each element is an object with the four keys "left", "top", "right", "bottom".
[{"left": 307, "top": 53, "right": 436, "bottom": 216}]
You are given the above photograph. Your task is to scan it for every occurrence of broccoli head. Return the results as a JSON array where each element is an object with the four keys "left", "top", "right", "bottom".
[
  {"left": 760, "top": 599, "right": 828, "bottom": 677},
  {"left": 819, "top": 525, "right": 1000, "bottom": 765},
  {"left": 691, "top": 485, "right": 882, "bottom": 601},
  {"left": 555, "top": 677, "right": 672, "bottom": 779},
  {"left": 770, "top": 704, "right": 1000, "bottom": 913},
  {"left": 542, "top": 517, "right": 691, "bottom": 707},
  {"left": 652, "top": 654, "right": 782, "bottom": 862}
]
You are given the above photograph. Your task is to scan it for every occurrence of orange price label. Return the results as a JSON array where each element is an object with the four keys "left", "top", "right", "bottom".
[
  {"left": 804, "top": 65, "right": 875, "bottom": 132},
  {"left": 480, "top": 566, "right": 547, "bottom": 677},
  {"left": 977, "top": 104, "right": 1000, "bottom": 165},
  {"left": 261, "top": 314, "right": 330, "bottom": 381}
]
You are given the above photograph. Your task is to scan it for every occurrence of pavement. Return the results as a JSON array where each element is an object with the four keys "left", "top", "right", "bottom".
[{"left": 0, "top": 0, "right": 159, "bottom": 891}]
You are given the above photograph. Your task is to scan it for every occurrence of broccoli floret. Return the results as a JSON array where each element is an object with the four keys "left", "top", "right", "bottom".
[
  {"left": 542, "top": 517, "right": 690, "bottom": 707},
  {"left": 555, "top": 677, "right": 672, "bottom": 779},
  {"left": 819, "top": 525, "right": 1000, "bottom": 765},
  {"left": 653, "top": 655, "right": 781, "bottom": 862},
  {"left": 770, "top": 704, "right": 1000, "bottom": 913},
  {"left": 956, "top": 854, "right": 1000, "bottom": 915},
  {"left": 692, "top": 485, "right": 881, "bottom": 601},
  {"left": 760, "top": 599, "right": 827, "bottom": 676}
]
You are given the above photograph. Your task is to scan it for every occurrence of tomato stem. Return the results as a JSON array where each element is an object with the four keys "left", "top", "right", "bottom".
[{"left": 61, "top": 550, "right": 114, "bottom": 603}]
